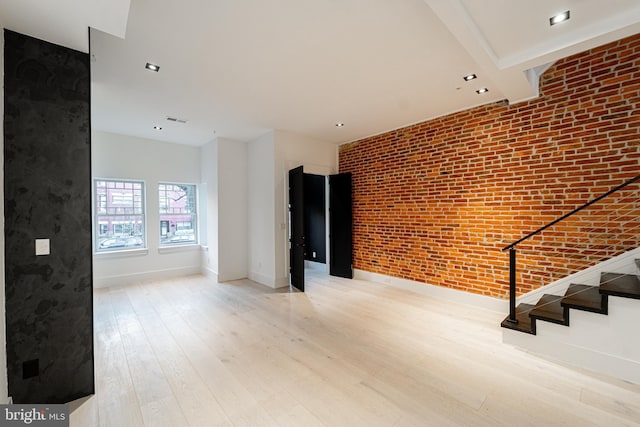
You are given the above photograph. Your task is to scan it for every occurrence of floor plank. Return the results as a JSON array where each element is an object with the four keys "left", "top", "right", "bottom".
[{"left": 74, "top": 273, "right": 640, "bottom": 426}]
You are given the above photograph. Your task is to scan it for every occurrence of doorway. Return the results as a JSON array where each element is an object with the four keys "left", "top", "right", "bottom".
[
  {"left": 304, "top": 173, "right": 327, "bottom": 272},
  {"left": 289, "top": 166, "right": 352, "bottom": 292}
]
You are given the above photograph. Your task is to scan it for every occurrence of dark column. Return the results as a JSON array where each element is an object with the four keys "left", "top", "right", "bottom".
[{"left": 4, "top": 30, "right": 93, "bottom": 403}]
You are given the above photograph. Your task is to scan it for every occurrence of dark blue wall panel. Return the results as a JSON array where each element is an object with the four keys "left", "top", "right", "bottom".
[
  {"left": 3, "top": 29, "right": 93, "bottom": 404},
  {"left": 304, "top": 173, "right": 326, "bottom": 264}
]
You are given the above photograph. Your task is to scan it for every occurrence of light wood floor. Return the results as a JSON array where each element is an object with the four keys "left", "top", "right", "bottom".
[{"left": 70, "top": 272, "right": 640, "bottom": 426}]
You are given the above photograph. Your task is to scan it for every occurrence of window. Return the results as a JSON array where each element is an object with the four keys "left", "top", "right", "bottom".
[
  {"left": 159, "top": 183, "right": 197, "bottom": 245},
  {"left": 94, "top": 179, "right": 145, "bottom": 252}
]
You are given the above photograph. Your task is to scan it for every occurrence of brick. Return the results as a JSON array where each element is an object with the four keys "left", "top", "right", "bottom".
[{"left": 339, "top": 34, "right": 640, "bottom": 299}]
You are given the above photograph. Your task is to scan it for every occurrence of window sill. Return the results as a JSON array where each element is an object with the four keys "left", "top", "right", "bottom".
[
  {"left": 94, "top": 248, "right": 149, "bottom": 258},
  {"left": 158, "top": 244, "right": 201, "bottom": 254}
]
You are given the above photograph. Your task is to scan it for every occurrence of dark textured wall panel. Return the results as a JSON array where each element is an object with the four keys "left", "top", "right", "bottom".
[{"left": 3, "top": 30, "right": 93, "bottom": 403}]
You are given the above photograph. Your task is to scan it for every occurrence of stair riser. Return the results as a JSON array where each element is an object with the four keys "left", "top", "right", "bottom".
[
  {"left": 560, "top": 303, "right": 607, "bottom": 315},
  {"left": 601, "top": 291, "right": 640, "bottom": 300},
  {"left": 530, "top": 316, "right": 569, "bottom": 327}
]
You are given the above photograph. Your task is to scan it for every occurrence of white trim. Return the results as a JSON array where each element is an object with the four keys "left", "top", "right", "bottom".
[
  {"left": 94, "top": 265, "right": 201, "bottom": 288},
  {"left": 275, "top": 276, "right": 289, "bottom": 288},
  {"left": 157, "top": 244, "right": 201, "bottom": 254},
  {"left": 354, "top": 269, "right": 507, "bottom": 313},
  {"left": 93, "top": 248, "right": 149, "bottom": 258},
  {"left": 249, "top": 271, "right": 276, "bottom": 287},
  {"left": 246, "top": 271, "right": 294, "bottom": 289},
  {"left": 218, "top": 271, "right": 249, "bottom": 282},
  {"left": 202, "top": 266, "right": 218, "bottom": 282}
]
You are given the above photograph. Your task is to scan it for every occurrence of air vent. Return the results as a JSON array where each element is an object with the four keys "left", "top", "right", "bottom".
[{"left": 166, "top": 117, "right": 188, "bottom": 124}]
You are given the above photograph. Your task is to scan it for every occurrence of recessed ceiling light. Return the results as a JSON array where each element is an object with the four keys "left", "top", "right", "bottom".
[
  {"left": 145, "top": 62, "right": 160, "bottom": 72},
  {"left": 153, "top": 126, "right": 162, "bottom": 130},
  {"left": 335, "top": 123, "right": 345, "bottom": 127},
  {"left": 476, "top": 88, "right": 489, "bottom": 94},
  {"left": 550, "top": 11, "right": 570, "bottom": 26},
  {"left": 463, "top": 73, "right": 477, "bottom": 81}
]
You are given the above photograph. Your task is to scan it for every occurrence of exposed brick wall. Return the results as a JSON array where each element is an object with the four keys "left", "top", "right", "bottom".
[{"left": 339, "top": 35, "right": 640, "bottom": 299}]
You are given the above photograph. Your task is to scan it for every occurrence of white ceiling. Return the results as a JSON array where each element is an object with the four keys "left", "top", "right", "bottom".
[{"left": 2, "top": 0, "right": 640, "bottom": 146}]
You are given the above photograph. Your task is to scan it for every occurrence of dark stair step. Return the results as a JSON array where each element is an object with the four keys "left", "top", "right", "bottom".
[
  {"left": 561, "top": 284, "right": 608, "bottom": 315},
  {"left": 529, "top": 294, "right": 569, "bottom": 326},
  {"left": 600, "top": 272, "right": 640, "bottom": 300},
  {"left": 501, "top": 303, "right": 536, "bottom": 334}
]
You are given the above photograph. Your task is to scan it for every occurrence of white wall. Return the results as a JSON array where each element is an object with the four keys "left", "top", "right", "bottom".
[
  {"left": 0, "top": 24, "right": 10, "bottom": 404},
  {"left": 273, "top": 130, "right": 338, "bottom": 286},
  {"left": 200, "top": 140, "right": 218, "bottom": 278},
  {"left": 92, "top": 131, "right": 202, "bottom": 287},
  {"left": 217, "top": 138, "right": 248, "bottom": 281},
  {"left": 248, "top": 132, "right": 276, "bottom": 285}
]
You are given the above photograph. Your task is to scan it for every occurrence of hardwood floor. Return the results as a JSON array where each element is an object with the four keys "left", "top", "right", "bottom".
[{"left": 71, "top": 271, "right": 640, "bottom": 426}]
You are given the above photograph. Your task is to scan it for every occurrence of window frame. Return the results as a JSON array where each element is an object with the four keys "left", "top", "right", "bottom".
[
  {"left": 158, "top": 182, "right": 198, "bottom": 247},
  {"left": 93, "top": 178, "right": 147, "bottom": 254}
]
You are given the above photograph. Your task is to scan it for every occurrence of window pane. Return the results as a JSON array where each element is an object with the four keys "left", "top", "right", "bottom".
[
  {"left": 95, "top": 179, "right": 146, "bottom": 252},
  {"left": 159, "top": 183, "right": 197, "bottom": 245}
]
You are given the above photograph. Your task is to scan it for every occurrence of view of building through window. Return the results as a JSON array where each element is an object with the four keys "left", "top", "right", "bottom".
[
  {"left": 159, "top": 183, "right": 197, "bottom": 245},
  {"left": 94, "top": 179, "right": 145, "bottom": 252}
]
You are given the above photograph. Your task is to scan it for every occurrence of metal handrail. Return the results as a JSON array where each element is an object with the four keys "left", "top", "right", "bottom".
[
  {"left": 503, "top": 173, "right": 640, "bottom": 251},
  {"left": 502, "top": 173, "right": 640, "bottom": 326},
  {"left": 514, "top": 219, "right": 640, "bottom": 292}
]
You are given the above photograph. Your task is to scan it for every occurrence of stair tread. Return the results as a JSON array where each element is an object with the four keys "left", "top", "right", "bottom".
[
  {"left": 501, "top": 303, "right": 535, "bottom": 334},
  {"left": 600, "top": 272, "right": 640, "bottom": 300},
  {"left": 530, "top": 294, "right": 568, "bottom": 325},
  {"left": 561, "top": 284, "right": 607, "bottom": 314}
]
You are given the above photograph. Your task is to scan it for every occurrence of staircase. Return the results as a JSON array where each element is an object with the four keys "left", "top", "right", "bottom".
[
  {"left": 501, "top": 264, "right": 640, "bottom": 335},
  {"left": 499, "top": 174, "right": 640, "bottom": 383}
]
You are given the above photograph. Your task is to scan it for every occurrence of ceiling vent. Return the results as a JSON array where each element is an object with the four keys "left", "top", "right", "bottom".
[{"left": 166, "top": 117, "right": 188, "bottom": 124}]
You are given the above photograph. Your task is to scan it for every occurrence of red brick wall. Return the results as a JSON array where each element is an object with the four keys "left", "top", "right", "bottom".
[{"left": 339, "top": 35, "right": 640, "bottom": 299}]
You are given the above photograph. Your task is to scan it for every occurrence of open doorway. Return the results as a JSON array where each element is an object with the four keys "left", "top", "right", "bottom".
[
  {"left": 289, "top": 165, "right": 352, "bottom": 292},
  {"left": 304, "top": 173, "right": 328, "bottom": 274}
]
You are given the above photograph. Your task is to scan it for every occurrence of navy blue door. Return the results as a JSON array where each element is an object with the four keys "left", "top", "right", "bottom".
[
  {"left": 329, "top": 173, "right": 353, "bottom": 278},
  {"left": 289, "top": 166, "right": 305, "bottom": 291}
]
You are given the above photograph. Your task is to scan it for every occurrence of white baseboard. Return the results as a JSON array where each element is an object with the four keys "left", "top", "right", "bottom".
[
  {"left": 248, "top": 271, "right": 290, "bottom": 289},
  {"left": 94, "top": 266, "right": 201, "bottom": 288},
  {"left": 275, "top": 276, "right": 289, "bottom": 288},
  {"left": 202, "top": 266, "right": 218, "bottom": 282},
  {"left": 249, "top": 271, "right": 275, "bottom": 287},
  {"left": 354, "top": 269, "right": 507, "bottom": 313},
  {"left": 218, "top": 271, "right": 249, "bottom": 282}
]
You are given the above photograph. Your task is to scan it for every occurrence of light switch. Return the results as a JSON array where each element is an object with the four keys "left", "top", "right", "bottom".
[{"left": 35, "top": 239, "right": 50, "bottom": 256}]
